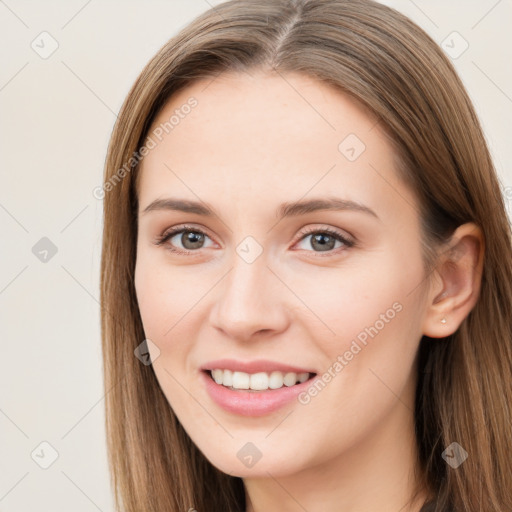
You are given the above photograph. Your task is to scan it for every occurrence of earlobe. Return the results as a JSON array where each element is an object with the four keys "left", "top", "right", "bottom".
[{"left": 422, "top": 222, "right": 484, "bottom": 339}]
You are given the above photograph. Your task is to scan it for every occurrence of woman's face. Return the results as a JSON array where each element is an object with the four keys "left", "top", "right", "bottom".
[{"left": 134, "top": 70, "right": 431, "bottom": 478}]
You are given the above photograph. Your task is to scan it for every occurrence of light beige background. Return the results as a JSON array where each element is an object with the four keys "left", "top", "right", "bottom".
[{"left": 1, "top": 1, "right": 510, "bottom": 510}]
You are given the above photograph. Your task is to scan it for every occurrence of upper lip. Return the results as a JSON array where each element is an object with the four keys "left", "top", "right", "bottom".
[{"left": 200, "top": 358, "right": 317, "bottom": 375}]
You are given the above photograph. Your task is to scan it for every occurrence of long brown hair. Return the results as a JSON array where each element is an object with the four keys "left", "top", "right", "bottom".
[{"left": 100, "top": 0, "right": 512, "bottom": 510}]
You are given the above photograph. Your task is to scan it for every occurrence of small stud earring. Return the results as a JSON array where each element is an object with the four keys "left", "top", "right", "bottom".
[{"left": 441, "top": 317, "right": 447, "bottom": 324}]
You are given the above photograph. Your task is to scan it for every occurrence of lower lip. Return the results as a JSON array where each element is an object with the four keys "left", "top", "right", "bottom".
[{"left": 200, "top": 370, "right": 316, "bottom": 417}]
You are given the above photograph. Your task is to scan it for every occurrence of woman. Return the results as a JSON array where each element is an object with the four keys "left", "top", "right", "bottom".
[{"left": 99, "top": 0, "right": 512, "bottom": 510}]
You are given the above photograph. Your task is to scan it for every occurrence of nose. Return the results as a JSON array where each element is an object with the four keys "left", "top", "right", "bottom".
[{"left": 209, "top": 252, "right": 290, "bottom": 342}]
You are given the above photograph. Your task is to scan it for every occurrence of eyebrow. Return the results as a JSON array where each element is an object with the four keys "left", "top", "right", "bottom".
[{"left": 141, "top": 197, "right": 379, "bottom": 220}]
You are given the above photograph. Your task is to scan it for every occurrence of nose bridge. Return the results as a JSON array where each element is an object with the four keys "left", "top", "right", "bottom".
[{"left": 210, "top": 245, "right": 288, "bottom": 339}]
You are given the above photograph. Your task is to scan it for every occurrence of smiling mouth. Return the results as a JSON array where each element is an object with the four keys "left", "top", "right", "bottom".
[{"left": 205, "top": 369, "right": 317, "bottom": 392}]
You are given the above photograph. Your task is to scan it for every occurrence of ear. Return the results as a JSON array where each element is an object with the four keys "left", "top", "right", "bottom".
[{"left": 422, "top": 222, "right": 485, "bottom": 338}]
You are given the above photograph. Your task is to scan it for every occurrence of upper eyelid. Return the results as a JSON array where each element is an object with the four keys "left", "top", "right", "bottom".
[
  {"left": 159, "top": 224, "right": 215, "bottom": 243},
  {"left": 159, "top": 223, "right": 351, "bottom": 238}
]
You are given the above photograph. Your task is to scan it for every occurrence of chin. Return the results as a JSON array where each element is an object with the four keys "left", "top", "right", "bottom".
[{"left": 196, "top": 439, "right": 310, "bottom": 479}]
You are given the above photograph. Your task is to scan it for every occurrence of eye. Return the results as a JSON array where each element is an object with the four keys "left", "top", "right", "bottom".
[
  {"left": 153, "top": 224, "right": 214, "bottom": 255},
  {"left": 294, "top": 226, "right": 354, "bottom": 255},
  {"left": 153, "top": 224, "right": 355, "bottom": 256}
]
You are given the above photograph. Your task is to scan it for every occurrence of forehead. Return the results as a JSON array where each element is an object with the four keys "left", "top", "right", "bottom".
[
  {"left": 137, "top": 70, "right": 411, "bottom": 220},
  {"left": 145, "top": 70, "right": 379, "bottom": 160}
]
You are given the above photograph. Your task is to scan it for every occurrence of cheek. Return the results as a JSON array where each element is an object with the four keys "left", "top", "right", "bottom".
[
  {"left": 134, "top": 261, "right": 165, "bottom": 339},
  {"left": 134, "top": 253, "right": 198, "bottom": 340},
  {"left": 313, "top": 246, "right": 425, "bottom": 396},
  {"left": 292, "top": 247, "right": 425, "bottom": 423},
  {"left": 291, "top": 247, "right": 424, "bottom": 358},
  {"left": 134, "top": 253, "right": 215, "bottom": 391},
  {"left": 134, "top": 258, "right": 201, "bottom": 411}
]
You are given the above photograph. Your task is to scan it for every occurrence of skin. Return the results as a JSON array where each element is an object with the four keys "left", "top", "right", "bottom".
[{"left": 134, "top": 70, "right": 484, "bottom": 512}]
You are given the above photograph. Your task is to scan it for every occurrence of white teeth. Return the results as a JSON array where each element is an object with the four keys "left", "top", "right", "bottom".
[
  {"left": 298, "top": 372, "right": 309, "bottom": 383},
  {"left": 223, "top": 369, "right": 233, "bottom": 387},
  {"left": 232, "top": 371, "right": 250, "bottom": 389},
  {"left": 269, "top": 371, "right": 284, "bottom": 389},
  {"left": 283, "top": 372, "right": 297, "bottom": 387},
  {"left": 250, "top": 372, "right": 269, "bottom": 390},
  {"left": 212, "top": 369, "right": 223, "bottom": 385},
  {"left": 209, "top": 369, "right": 311, "bottom": 390}
]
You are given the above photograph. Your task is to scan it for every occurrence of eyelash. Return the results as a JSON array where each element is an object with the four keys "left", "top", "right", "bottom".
[{"left": 153, "top": 224, "right": 355, "bottom": 257}]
